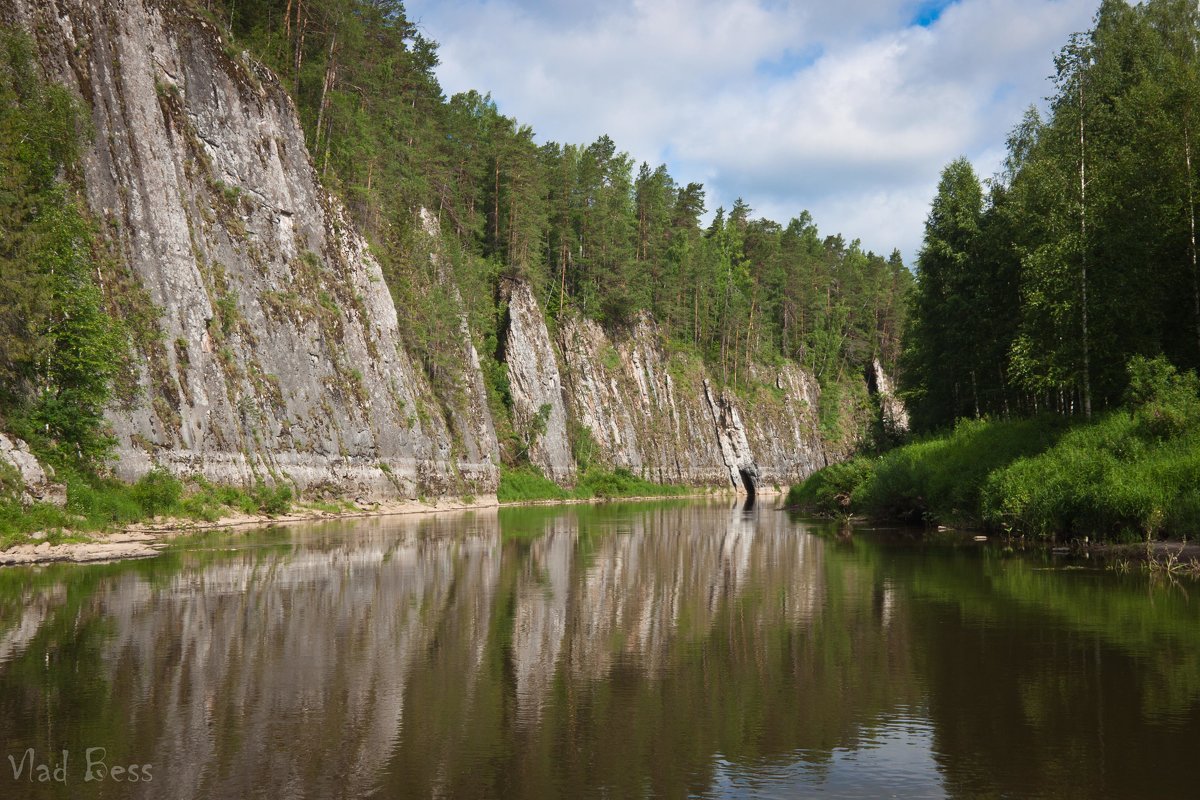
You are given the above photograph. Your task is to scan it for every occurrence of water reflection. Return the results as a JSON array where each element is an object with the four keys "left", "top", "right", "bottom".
[{"left": 0, "top": 503, "right": 1198, "bottom": 798}]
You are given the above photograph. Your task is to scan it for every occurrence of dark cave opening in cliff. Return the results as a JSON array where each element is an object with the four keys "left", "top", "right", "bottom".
[{"left": 738, "top": 468, "right": 757, "bottom": 502}]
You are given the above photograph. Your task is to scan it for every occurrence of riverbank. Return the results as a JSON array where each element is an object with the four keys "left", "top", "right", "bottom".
[
  {"left": 786, "top": 394, "right": 1200, "bottom": 543},
  {"left": 0, "top": 486, "right": 766, "bottom": 567},
  {"left": 0, "top": 495, "right": 502, "bottom": 567}
]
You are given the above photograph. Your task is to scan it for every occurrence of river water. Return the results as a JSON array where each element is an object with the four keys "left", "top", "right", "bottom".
[{"left": 0, "top": 500, "right": 1197, "bottom": 799}]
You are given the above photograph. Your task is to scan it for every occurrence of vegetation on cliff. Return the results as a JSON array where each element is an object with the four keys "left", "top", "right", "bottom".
[
  {"left": 497, "top": 465, "right": 691, "bottom": 504},
  {"left": 0, "top": 30, "right": 125, "bottom": 468},
  {"left": 0, "top": 29, "right": 301, "bottom": 543}
]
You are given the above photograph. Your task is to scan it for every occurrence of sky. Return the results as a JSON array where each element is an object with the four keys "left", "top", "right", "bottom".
[{"left": 402, "top": 0, "right": 1099, "bottom": 266}]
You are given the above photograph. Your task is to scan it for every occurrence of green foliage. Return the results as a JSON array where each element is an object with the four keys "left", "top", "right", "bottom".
[
  {"left": 497, "top": 465, "right": 568, "bottom": 503},
  {"left": 859, "top": 417, "right": 1064, "bottom": 525},
  {"left": 574, "top": 467, "right": 690, "bottom": 500},
  {"left": 0, "top": 27, "right": 127, "bottom": 468},
  {"left": 0, "top": 467, "right": 296, "bottom": 549},
  {"left": 793, "top": 417, "right": 1063, "bottom": 526},
  {"left": 982, "top": 357, "right": 1200, "bottom": 540},
  {"left": 796, "top": 361, "right": 1200, "bottom": 541},
  {"left": 1126, "top": 355, "right": 1200, "bottom": 438},
  {"left": 568, "top": 419, "right": 600, "bottom": 473},
  {"left": 902, "top": 2, "right": 1200, "bottom": 430},
  {"left": 130, "top": 468, "right": 184, "bottom": 517},
  {"left": 784, "top": 458, "right": 875, "bottom": 516}
]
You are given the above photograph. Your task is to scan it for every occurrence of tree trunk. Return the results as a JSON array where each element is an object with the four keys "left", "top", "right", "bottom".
[
  {"left": 1186, "top": 126, "right": 1200, "bottom": 359},
  {"left": 314, "top": 33, "right": 337, "bottom": 153},
  {"left": 1078, "top": 72, "right": 1093, "bottom": 419}
]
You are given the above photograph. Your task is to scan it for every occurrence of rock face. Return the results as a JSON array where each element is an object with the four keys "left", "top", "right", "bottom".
[
  {"left": 555, "top": 310, "right": 827, "bottom": 490},
  {"left": 868, "top": 358, "right": 910, "bottom": 434},
  {"left": 8, "top": 0, "right": 496, "bottom": 499},
  {"left": 501, "top": 280, "right": 576, "bottom": 486},
  {"left": 0, "top": 434, "right": 67, "bottom": 507},
  {"left": 5, "top": 0, "right": 894, "bottom": 502}
]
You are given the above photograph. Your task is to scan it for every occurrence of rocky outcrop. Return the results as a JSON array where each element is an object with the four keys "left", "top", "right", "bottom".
[
  {"left": 558, "top": 313, "right": 740, "bottom": 486},
  {"left": 4, "top": 0, "right": 892, "bottom": 504},
  {"left": 501, "top": 280, "right": 575, "bottom": 486},
  {"left": 0, "top": 434, "right": 66, "bottom": 507},
  {"left": 555, "top": 309, "right": 827, "bottom": 490},
  {"left": 868, "top": 358, "right": 910, "bottom": 434},
  {"left": 743, "top": 362, "right": 828, "bottom": 486},
  {"left": 8, "top": 0, "right": 496, "bottom": 499}
]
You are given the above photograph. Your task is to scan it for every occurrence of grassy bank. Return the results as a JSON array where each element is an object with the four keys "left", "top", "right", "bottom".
[
  {"left": 0, "top": 469, "right": 295, "bottom": 551},
  {"left": 787, "top": 358, "right": 1200, "bottom": 542},
  {"left": 498, "top": 465, "right": 693, "bottom": 504}
]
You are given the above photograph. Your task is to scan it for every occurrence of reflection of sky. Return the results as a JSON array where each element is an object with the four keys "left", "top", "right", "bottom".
[{"left": 705, "top": 714, "right": 944, "bottom": 799}]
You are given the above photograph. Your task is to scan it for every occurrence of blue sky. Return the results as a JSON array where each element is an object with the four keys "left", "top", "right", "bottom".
[{"left": 404, "top": 0, "right": 1098, "bottom": 265}]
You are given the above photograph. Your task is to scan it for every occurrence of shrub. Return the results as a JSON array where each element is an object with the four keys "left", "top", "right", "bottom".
[
  {"left": 856, "top": 417, "right": 1063, "bottom": 525},
  {"left": 131, "top": 468, "right": 184, "bottom": 517},
  {"left": 498, "top": 465, "right": 568, "bottom": 503},
  {"left": 785, "top": 458, "right": 875, "bottom": 516}
]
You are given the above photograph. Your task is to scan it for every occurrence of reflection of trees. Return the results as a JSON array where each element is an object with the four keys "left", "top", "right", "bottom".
[
  {"left": 7, "top": 506, "right": 1197, "bottom": 799},
  {"left": 894, "top": 551, "right": 1200, "bottom": 800}
]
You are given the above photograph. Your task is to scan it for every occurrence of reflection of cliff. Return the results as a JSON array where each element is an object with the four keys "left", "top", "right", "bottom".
[
  {"left": 512, "top": 521, "right": 574, "bottom": 725},
  {"left": 0, "top": 513, "right": 501, "bottom": 800},
  {"left": 0, "top": 505, "right": 917, "bottom": 800},
  {"left": 562, "top": 504, "right": 826, "bottom": 682}
]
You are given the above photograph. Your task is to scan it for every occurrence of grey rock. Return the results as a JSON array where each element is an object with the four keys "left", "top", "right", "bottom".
[
  {"left": 0, "top": 434, "right": 67, "bottom": 507},
  {"left": 9, "top": 0, "right": 497, "bottom": 500},
  {"left": 502, "top": 279, "right": 576, "bottom": 486},
  {"left": 867, "top": 358, "right": 910, "bottom": 433},
  {"left": 556, "top": 312, "right": 828, "bottom": 490}
]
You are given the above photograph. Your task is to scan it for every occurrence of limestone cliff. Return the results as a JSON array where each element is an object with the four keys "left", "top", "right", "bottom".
[
  {"left": 515, "top": 303, "right": 829, "bottom": 491},
  {"left": 7, "top": 0, "right": 496, "bottom": 499},
  {"left": 500, "top": 280, "right": 576, "bottom": 486},
  {"left": 5, "top": 0, "right": 894, "bottom": 502}
]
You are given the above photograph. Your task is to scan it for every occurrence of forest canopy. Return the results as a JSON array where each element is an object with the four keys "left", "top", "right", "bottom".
[{"left": 902, "top": 0, "right": 1200, "bottom": 433}]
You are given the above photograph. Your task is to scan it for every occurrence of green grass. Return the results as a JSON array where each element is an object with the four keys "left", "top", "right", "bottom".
[
  {"left": 784, "top": 457, "right": 875, "bottom": 516},
  {"left": 856, "top": 416, "right": 1066, "bottom": 525},
  {"left": 498, "top": 465, "right": 691, "bottom": 504},
  {"left": 981, "top": 412, "right": 1200, "bottom": 541},
  {"left": 0, "top": 469, "right": 295, "bottom": 550},
  {"left": 786, "top": 404, "right": 1200, "bottom": 542},
  {"left": 786, "top": 417, "right": 1063, "bottom": 524}
]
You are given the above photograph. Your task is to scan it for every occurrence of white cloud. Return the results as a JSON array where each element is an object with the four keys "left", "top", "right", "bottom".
[{"left": 405, "top": 0, "right": 1098, "bottom": 264}]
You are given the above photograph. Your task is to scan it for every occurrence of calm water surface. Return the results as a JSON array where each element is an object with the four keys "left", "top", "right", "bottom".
[{"left": 1, "top": 500, "right": 1198, "bottom": 798}]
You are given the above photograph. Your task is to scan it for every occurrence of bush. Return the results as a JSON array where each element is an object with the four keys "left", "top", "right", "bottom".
[
  {"left": 1126, "top": 355, "right": 1200, "bottom": 439},
  {"left": 982, "top": 412, "right": 1200, "bottom": 540},
  {"left": 978, "top": 357, "right": 1200, "bottom": 540},
  {"left": 856, "top": 417, "right": 1063, "bottom": 524},
  {"left": 574, "top": 467, "right": 688, "bottom": 500},
  {"left": 251, "top": 480, "right": 293, "bottom": 516},
  {"left": 497, "top": 464, "right": 688, "bottom": 503},
  {"left": 131, "top": 468, "right": 184, "bottom": 517},
  {"left": 785, "top": 458, "right": 875, "bottom": 516},
  {"left": 498, "top": 465, "right": 568, "bottom": 502}
]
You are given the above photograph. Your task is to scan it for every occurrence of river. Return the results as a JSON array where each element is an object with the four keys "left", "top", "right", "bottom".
[{"left": 0, "top": 500, "right": 1197, "bottom": 798}]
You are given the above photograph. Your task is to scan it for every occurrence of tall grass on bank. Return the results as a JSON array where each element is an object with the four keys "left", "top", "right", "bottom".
[
  {"left": 786, "top": 357, "right": 1200, "bottom": 542},
  {"left": 857, "top": 417, "right": 1066, "bottom": 525},
  {"left": 0, "top": 469, "right": 294, "bottom": 550},
  {"left": 785, "top": 417, "right": 1062, "bottom": 523},
  {"left": 498, "top": 465, "right": 691, "bottom": 504},
  {"left": 982, "top": 358, "right": 1200, "bottom": 540}
]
